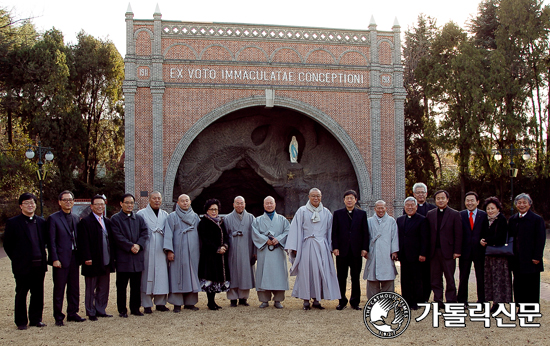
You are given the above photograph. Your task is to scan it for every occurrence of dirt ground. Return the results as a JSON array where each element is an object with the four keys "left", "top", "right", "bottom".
[{"left": 0, "top": 255, "right": 548, "bottom": 346}]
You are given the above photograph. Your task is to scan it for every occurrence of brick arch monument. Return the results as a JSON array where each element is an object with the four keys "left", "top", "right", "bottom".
[{"left": 123, "top": 4, "right": 406, "bottom": 215}]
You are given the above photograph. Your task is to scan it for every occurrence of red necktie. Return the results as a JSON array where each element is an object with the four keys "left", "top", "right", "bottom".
[{"left": 469, "top": 211, "right": 474, "bottom": 230}]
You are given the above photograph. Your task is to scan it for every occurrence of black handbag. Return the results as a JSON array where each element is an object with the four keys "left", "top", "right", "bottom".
[{"left": 485, "top": 232, "right": 514, "bottom": 256}]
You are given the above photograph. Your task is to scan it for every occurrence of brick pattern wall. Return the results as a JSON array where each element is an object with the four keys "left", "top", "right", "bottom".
[{"left": 127, "top": 19, "right": 403, "bottom": 212}]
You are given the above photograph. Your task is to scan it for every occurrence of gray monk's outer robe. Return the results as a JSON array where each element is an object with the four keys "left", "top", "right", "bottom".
[
  {"left": 224, "top": 210, "right": 256, "bottom": 291},
  {"left": 252, "top": 212, "right": 290, "bottom": 291},
  {"left": 163, "top": 205, "right": 201, "bottom": 295},
  {"left": 137, "top": 204, "right": 169, "bottom": 296},
  {"left": 363, "top": 212, "right": 399, "bottom": 281},
  {"left": 286, "top": 205, "right": 340, "bottom": 300}
]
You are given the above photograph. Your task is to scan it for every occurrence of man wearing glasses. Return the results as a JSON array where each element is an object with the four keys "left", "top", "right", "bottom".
[
  {"left": 4, "top": 193, "right": 48, "bottom": 330},
  {"left": 77, "top": 195, "right": 115, "bottom": 321},
  {"left": 47, "top": 190, "right": 85, "bottom": 326},
  {"left": 111, "top": 193, "right": 149, "bottom": 317}
]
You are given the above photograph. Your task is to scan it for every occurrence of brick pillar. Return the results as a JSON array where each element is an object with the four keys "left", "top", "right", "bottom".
[
  {"left": 123, "top": 5, "right": 136, "bottom": 196},
  {"left": 368, "top": 17, "right": 382, "bottom": 215},
  {"left": 152, "top": 6, "right": 165, "bottom": 193}
]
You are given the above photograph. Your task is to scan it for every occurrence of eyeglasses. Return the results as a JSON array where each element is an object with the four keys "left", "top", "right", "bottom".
[
  {"left": 93, "top": 203, "right": 106, "bottom": 207},
  {"left": 208, "top": 208, "right": 219, "bottom": 211},
  {"left": 22, "top": 201, "right": 36, "bottom": 206},
  {"left": 61, "top": 198, "right": 74, "bottom": 202},
  {"left": 122, "top": 201, "right": 134, "bottom": 205}
]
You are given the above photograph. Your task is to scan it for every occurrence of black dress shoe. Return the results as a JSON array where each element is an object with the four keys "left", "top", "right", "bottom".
[
  {"left": 156, "top": 305, "right": 170, "bottom": 312},
  {"left": 184, "top": 305, "right": 199, "bottom": 311},
  {"left": 88, "top": 316, "right": 98, "bottom": 321},
  {"left": 238, "top": 299, "right": 249, "bottom": 306},
  {"left": 17, "top": 325, "right": 27, "bottom": 330},
  {"left": 97, "top": 313, "right": 113, "bottom": 318},
  {"left": 30, "top": 321, "right": 47, "bottom": 327},
  {"left": 143, "top": 307, "right": 153, "bottom": 314},
  {"left": 67, "top": 315, "right": 86, "bottom": 322},
  {"left": 230, "top": 300, "right": 238, "bottom": 307},
  {"left": 131, "top": 311, "right": 144, "bottom": 316},
  {"left": 55, "top": 320, "right": 64, "bottom": 326},
  {"left": 350, "top": 305, "right": 361, "bottom": 310},
  {"left": 336, "top": 304, "right": 347, "bottom": 310},
  {"left": 312, "top": 302, "right": 325, "bottom": 310},
  {"left": 207, "top": 304, "right": 219, "bottom": 311},
  {"left": 173, "top": 305, "right": 182, "bottom": 313},
  {"left": 303, "top": 302, "right": 311, "bottom": 310},
  {"left": 119, "top": 312, "right": 128, "bottom": 318}
]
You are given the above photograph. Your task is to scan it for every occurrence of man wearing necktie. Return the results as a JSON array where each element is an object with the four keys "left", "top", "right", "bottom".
[
  {"left": 458, "top": 191, "right": 489, "bottom": 305},
  {"left": 47, "top": 190, "right": 85, "bottom": 325},
  {"left": 77, "top": 195, "right": 115, "bottom": 321}
]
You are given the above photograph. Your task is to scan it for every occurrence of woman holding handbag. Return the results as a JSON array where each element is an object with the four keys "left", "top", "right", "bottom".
[{"left": 480, "top": 197, "right": 512, "bottom": 313}]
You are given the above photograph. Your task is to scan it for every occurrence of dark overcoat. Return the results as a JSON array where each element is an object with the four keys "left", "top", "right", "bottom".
[
  {"left": 331, "top": 207, "right": 369, "bottom": 257},
  {"left": 198, "top": 217, "right": 230, "bottom": 282},
  {"left": 4, "top": 214, "right": 48, "bottom": 278},
  {"left": 110, "top": 210, "right": 149, "bottom": 273},
  {"left": 77, "top": 213, "right": 115, "bottom": 277},
  {"left": 509, "top": 210, "right": 546, "bottom": 274},
  {"left": 396, "top": 213, "right": 429, "bottom": 262}
]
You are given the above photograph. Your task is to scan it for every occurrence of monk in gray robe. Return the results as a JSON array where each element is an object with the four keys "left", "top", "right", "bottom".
[
  {"left": 163, "top": 194, "right": 201, "bottom": 312},
  {"left": 224, "top": 196, "right": 256, "bottom": 307},
  {"left": 252, "top": 196, "right": 290, "bottom": 308},
  {"left": 136, "top": 191, "right": 170, "bottom": 313},
  {"left": 286, "top": 188, "right": 340, "bottom": 310},
  {"left": 364, "top": 200, "right": 399, "bottom": 299}
]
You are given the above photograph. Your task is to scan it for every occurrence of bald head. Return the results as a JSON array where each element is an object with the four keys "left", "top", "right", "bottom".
[
  {"left": 149, "top": 191, "right": 162, "bottom": 209},
  {"left": 264, "top": 196, "right": 276, "bottom": 213},
  {"left": 177, "top": 194, "right": 191, "bottom": 211},
  {"left": 374, "top": 200, "right": 387, "bottom": 218},
  {"left": 233, "top": 196, "right": 246, "bottom": 213}
]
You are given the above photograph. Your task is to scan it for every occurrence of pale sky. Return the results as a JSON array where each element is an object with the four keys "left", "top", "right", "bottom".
[{"left": 4, "top": 1, "right": 549, "bottom": 56}]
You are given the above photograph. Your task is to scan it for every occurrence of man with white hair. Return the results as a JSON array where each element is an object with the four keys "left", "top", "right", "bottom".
[
  {"left": 396, "top": 197, "right": 428, "bottom": 309},
  {"left": 164, "top": 194, "right": 201, "bottom": 312},
  {"left": 412, "top": 183, "right": 436, "bottom": 217},
  {"left": 252, "top": 196, "right": 290, "bottom": 308},
  {"left": 410, "top": 182, "right": 436, "bottom": 303},
  {"left": 508, "top": 193, "right": 546, "bottom": 304},
  {"left": 224, "top": 196, "right": 256, "bottom": 307},
  {"left": 286, "top": 188, "right": 340, "bottom": 310},
  {"left": 364, "top": 200, "right": 399, "bottom": 299},
  {"left": 136, "top": 191, "right": 170, "bottom": 313}
]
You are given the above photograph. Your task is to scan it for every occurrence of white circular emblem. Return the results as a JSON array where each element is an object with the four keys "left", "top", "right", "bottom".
[{"left": 363, "top": 292, "right": 411, "bottom": 339}]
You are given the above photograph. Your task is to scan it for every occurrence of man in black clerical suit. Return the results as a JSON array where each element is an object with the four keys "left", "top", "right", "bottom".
[
  {"left": 331, "top": 190, "right": 369, "bottom": 310},
  {"left": 427, "top": 190, "right": 462, "bottom": 307},
  {"left": 458, "top": 191, "right": 489, "bottom": 304},
  {"left": 4, "top": 193, "right": 48, "bottom": 330},
  {"left": 508, "top": 193, "right": 546, "bottom": 304},
  {"left": 412, "top": 182, "right": 437, "bottom": 217},
  {"left": 111, "top": 193, "right": 149, "bottom": 317},
  {"left": 77, "top": 195, "right": 115, "bottom": 320},
  {"left": 397, "top": 197, "right": 429, "bottom": 310},
  {"left": 48, "top": 190, "right": 85, "bottom": 326},
  {"left": 411, "top": 182, "right": 436, "bottom": 302}
]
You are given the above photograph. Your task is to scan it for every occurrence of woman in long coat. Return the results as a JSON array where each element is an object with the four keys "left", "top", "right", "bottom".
[
  {"left": 198, "top": 199, "right": 230, "bottom": 310},
  {"left": 480, "top": 197, "right": 512, "bottom": 313}
]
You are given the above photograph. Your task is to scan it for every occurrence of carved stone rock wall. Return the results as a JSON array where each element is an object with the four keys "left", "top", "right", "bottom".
[{"left": 174, "top": 106, "right": 359, "bottom": 216}]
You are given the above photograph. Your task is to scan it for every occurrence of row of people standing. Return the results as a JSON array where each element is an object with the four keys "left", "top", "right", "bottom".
[
  {"left": 3, "top": 187, "right": 346, "bottom": 330},
  {"left": 5, "top": 185, "right": 544, "bottom": 330},
  {"left": 400, "top": 183, "right": 546, "bottom": 312}
]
